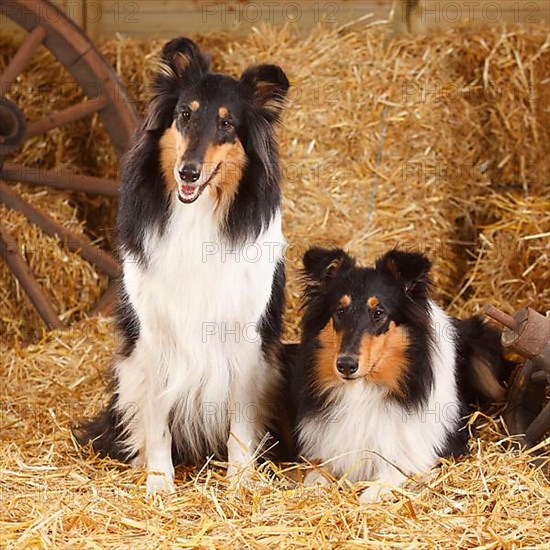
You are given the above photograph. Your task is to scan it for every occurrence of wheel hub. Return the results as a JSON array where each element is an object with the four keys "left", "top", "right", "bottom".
[{"left": 0, "top": 98, "right": 26, "bottom": 162}]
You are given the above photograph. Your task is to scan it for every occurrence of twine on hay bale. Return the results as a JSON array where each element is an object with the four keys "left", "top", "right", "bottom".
[{"left": 0, "top": 20, "right": 549, "bottom": 547}]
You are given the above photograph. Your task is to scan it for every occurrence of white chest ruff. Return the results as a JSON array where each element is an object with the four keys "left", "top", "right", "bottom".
[
  {"left": 120, "top": 197, "right": 284, "bottom": 458},
  {"left": 298, "top": 304, "right": 461, "bottom": 482}
]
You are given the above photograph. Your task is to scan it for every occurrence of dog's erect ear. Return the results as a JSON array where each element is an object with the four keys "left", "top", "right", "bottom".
[
  {"left": 144, "top": 38, "right": 209, "bottom": 132},
  {"left": 159, "top": 37, "right": 209, "bottom": 83},
  {"left": 303, "top": 247, "right": 355, "bottom": 286},
  {"left": 239, "top": 64, "right": 289, "bottom": 122},
  {"left": 376, "top": 249, "right": 432, "bottom": 296}
]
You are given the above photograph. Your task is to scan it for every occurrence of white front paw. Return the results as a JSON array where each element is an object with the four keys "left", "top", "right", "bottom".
[
  {"left": 226, "top": 432, "right": 254, "bottom": 484},
  {"left": 359, "top": 484, "right": 394, "bottom": 504},
  {"left": 146, "top": 471, "right": 175, "bottom": 495},
  {"left": 303, "top": 469, "right": 330, "bottom": 487}
]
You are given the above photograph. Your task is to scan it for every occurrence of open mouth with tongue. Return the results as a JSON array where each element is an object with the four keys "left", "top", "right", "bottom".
[{"left": 175, "top": 164, "right": 220, "bottom": 204}]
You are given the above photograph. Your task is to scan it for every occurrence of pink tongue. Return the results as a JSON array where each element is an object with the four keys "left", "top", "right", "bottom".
[{"left": 181, "top": 185, "right": 196, "bottom": 195}]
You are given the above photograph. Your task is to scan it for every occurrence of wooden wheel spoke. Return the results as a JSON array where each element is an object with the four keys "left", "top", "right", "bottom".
[
  {"left": 0, "top": 0, "right": 139, "bottom": 331},
  {"left": 0, "top": 181, "right": 121, "bottom": 278},
  {"left": 1, "top": 161, "right": 120, "bottom": 196},
  {"left": 0, "top": 25, "right": 47, "bottom": 96},
  {"left": 0, "top": 220, "right": 64, "bottom": 329},
  {"left": 26, "top": 96, "right": 109, "bottom": 137}
]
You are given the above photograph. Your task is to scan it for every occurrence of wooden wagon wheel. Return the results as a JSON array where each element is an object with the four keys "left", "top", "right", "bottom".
[{"left": 0, "top": 0, "right": 139, "bottom": 329}]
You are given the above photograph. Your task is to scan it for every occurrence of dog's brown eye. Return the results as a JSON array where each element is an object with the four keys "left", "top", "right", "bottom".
[
  {"left": 335, "top": 307, "right": 345, "bottom": 318},
  {"left": 221, "top": 119, "right": 233, "bottom": 130},
  {"left": 373, "top": 307, "right": 385, "bottom": 321},
  {"left": 179, "top": 110, "right": 191, "bottom": 123}
]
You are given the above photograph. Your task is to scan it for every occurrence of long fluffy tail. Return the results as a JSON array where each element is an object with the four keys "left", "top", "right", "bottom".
[
  {"left": 75, "top": 395, "right": 134, "bottom": 463},
  {"left": 454, "top": 316, "right": 515, "bottom": 406}
]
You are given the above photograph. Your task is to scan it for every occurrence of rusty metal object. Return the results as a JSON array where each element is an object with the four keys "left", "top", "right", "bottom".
[
  {"left": 486, "top": 304, "right": 550, "bottom": 448},
  {"left": 0, "top": 0, "right": 140, "bottom": 330},
  {"left": 487, "top": 305, "right": 550, "bottom": 359}
]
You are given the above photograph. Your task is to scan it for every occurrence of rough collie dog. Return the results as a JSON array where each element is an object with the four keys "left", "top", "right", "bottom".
[
  {"left": 79, "top": 38, "right": 289, "bottom": 493},
  {"left": 290, "top": 247, "right": 511, "bottom": 502}
]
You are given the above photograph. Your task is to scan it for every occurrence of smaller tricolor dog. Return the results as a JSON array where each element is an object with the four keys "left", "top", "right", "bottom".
[{"left": 290, "top": 247, "right": 511, "bottom": 502}]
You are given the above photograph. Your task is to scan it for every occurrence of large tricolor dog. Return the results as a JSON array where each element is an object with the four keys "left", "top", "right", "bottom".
[
  {"left": 290, "top": 247, "right": 511, "bottom": 502},
  {"left": 79, "top": 38, "right": 289, "bottom": 493}
]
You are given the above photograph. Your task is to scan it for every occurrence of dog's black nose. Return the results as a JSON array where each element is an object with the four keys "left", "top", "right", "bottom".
[
  {"left": 336, "top": 355, "right": 359, "bottom": 377},
  {"left": 179, "top": 163, "right": 201, "bottom": 183}
]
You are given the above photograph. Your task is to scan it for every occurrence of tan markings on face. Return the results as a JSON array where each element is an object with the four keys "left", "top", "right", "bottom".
[
  {"left": 190, "top": 100, "right": 200, "bottom": 111},
  {"left": 367, "top": 296, "right": 379, "bottom": 308},
  {"left": 358, "top": 321, "right": 409, "bottom": 394},
  {"left": 218, "top": 106, "right": 229, "bottom": 118},
  {"left": 314, "top": 319, "right": 343, "bottom": 392},
  {"left": 160, "top": 121, "right": 189, "bottom": 193},
  {"left": 340, "top": 295, "right": 351, "bottom": 308},
  {"left": 204, "top": 139, "right": 246, "bottom": 215}
]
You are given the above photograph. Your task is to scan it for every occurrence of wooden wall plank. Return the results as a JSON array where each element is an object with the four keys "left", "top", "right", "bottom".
[
  {"left": 2, "top": 1, "right": 548, "bottom": 43},
  {"left": 85, "top": 1, "right": 394, "bottom": 40},
  {"left": 395, "top": 0, "right": 550, "bottom": 34}
]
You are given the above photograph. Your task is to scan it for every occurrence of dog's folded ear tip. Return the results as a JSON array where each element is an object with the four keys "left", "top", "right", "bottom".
[
  {"left": 239, "top": 64, "right": 290, "bottom": 119},
  {"left": 376, "top": 248, "right": 432, "bottom": 292},
  {"left": 302, "top": 247, "right": 352, "bottom": 284},
  {"left": 161, "top": 36, "right": 199, "bottom": 54},
  {"left": 157, "top": 37, "right": 210, "bottom": 81}
]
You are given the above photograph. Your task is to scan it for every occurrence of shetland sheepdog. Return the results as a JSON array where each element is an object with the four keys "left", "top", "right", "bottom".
[
  {"left": 289, "top": 247, "right": 511, "bottom": 502},
  {"left": 79, "top": 38, "right": 289, "bottom": 494}
]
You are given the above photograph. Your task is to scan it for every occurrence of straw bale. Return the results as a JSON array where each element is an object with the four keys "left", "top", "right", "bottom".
[
  {"left": 1, "top": 21, "right": 549, "bottom": 548},
  {"left": 199, "top": 23, "right": 549, "bottom": 338},
  {"left": 451, "top": 192, "right": 550, "bottom": 316},
  {"left": 440, "top": 27, "right": 550, "bottom": 197}
]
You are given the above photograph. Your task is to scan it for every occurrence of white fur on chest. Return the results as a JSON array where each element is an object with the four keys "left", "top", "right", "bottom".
[
  {"left": 120, "top": 196, "right": 284, "bottom": 457},
  {"left": 298, "top": 303, "right": 461, "bottom": 482}
]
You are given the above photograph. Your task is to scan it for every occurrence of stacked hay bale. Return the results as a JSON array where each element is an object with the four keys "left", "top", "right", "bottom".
[
  {"left": 1, "top": 24, "right": 548, "bottom": 343},
  {"left": 1, "top": 22, "right": 549, "bottom": 549},
  {"left": 435, "top": 28, "right": 550, "bottom": 317},
  {"left": 452, "top": 193, "right": 549, "bottom": 316},
  {"left": 208, "top": 24, "right": 550, "bottom": 337},
  {"left": 213, "top": 26, "right": 475, "bottom": 338}
]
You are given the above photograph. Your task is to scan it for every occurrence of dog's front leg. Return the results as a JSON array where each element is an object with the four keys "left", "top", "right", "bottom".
[
  {"left": 226, "top": 358, "right": 263, "bottom": 482},
  {"left": 115, "top": 337, "right": 175, "bottom": 495},
  {"left": 143, "top": 391, "right": 175, "bottom": 495}
]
